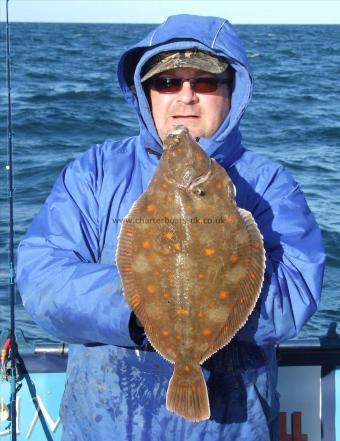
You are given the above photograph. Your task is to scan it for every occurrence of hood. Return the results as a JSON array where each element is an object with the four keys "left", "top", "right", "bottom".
[{"left": 117, "top": 14, "right": 252, "bottom": 168}]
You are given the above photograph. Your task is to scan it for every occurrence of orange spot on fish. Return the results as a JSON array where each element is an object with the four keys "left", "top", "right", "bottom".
[
  {"left": 250, "top": 271, "right": 257, "bottom": 280},
  {"left": 164, "top": 231, "right": 173, "bottom": 240},
  {"left": 253, "top": 242, "right": 261, "bottom": 250},
  {"left": 230, "top": 255, "right": 239, "bottom": 264},
  {"left": 197, "top": 272, "right": 205, "bottom": 280},
  {"left": 202, "top": 328, "right": 212, "bottom": 337},
  {"left": 123, "top": 266, "right": 132, "bottom": 272},
  {"left": 195, "top": 153, "right": 203, "bottom": 161},
  {"left": 126, "top": 227, "right": 133, "bottom": 234},
  {"left": 219, "top": 290, "right": 229, "bottom": 299},
  {"left": 146, "top": 284, "right": 156, "bottom": 295},
  {"left": 162, "top": 329, "right": 169, "bottom": 337},
  {"left": 240, "top": 298, "right": 245, "bottom": 304},
  {"left": 176, "top": 308, "right": 189, "bottom": 317},
  {"left": 225, "top": 215, "right": 234, "bottom": 225},
  {"left": 175, "top": 335, "right": 181, "bottom": 341},
  {"left": 146, "top": 204, "right": 155, "bottom": 213},
  {"left": 173, "top": 243, "right": 181, "bottom": 251},
  {"left": 205, "top": 247, "right": 215, "bottom": 257},
  {"left": 216, "top": 182, "right": 223, "bottom": 190},
  {"left": 143, "top": 240, "right": 151, "bottom": 249},
  {"left": 184, "top": 365, "right": 190, "bottom": 372},
  {"left": 131, "top": 294, "right": 141, "bottom": 306},
  {"left": 162, "top": 183, "right": 168, "bottom": 189},
  {"left": 197, "top": 311, "right": 204, "bottom": 318}
]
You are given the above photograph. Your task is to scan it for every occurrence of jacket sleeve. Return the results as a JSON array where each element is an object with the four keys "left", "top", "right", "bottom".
[
  {"left": 235, "top": 164, "right": 325, "bottom": 345},
  {"left": 16, "top": 147, "right": 142, "bottom": 346}
]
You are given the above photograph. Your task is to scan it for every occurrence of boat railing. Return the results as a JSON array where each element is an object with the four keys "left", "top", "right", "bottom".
[
  {"left": 2, "top": 326, "right": 340, "bottom": 367},
  {"left": 29, "top": 335, "right": 340, "bottom": 368}
]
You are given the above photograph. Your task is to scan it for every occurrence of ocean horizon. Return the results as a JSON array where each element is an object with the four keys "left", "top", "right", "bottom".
[{"left": 0, "top": 23, "right": 339, "bottom": 344}]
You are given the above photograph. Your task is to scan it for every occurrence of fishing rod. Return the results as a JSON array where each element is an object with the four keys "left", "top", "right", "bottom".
[{"left": 4, "top": 0, "right": 18, "bottom": 439}]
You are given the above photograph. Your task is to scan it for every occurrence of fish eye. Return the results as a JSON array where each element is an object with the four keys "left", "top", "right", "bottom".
[{"left": 195, "top": 188, "right": 205, "bottom": 196}]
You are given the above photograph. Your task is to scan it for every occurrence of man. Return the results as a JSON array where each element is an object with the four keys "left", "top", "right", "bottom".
[
  {"left": 141, "top": 50, "right": 232, "bottom": 140},
  {"left": 17, "top": 14, "right": 325, "bottom": 441}
]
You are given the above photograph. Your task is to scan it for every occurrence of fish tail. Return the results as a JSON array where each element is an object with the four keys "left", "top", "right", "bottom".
[{"left": 166, "top": 363, "right": 210, "bottom": 421}]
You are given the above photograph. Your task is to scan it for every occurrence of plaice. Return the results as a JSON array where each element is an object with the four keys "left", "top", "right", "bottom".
[{"left": 116, "top": 125, "right": 265, "bottom": 422}]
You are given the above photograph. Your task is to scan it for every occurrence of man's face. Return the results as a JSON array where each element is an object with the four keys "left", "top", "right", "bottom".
[{"left": 147, "top": 68, "right": 231, "bottom": 142}]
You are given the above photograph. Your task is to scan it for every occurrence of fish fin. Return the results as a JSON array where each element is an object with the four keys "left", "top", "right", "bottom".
[
  {"left": 166, "top": 363, "right": 210, "bottom": 422},
  {"left": 201, "top": 208, "right": 265, "bottom": 362},
  {"left": 116, "top": 196, "right": 175, "bottom": 362},
  {"left": 230, "top": 207, "right": 265, "bottom": 323},
  {"left": 237, "top": 207, "right": 266, "bottom": 289},
  {"left": 115, "top": 213, "right": 150, "bottom": 328}
]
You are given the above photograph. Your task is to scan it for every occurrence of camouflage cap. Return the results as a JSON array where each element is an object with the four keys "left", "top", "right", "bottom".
[{"left": 141, "top": 49, "right": 229, "bottom": 83}]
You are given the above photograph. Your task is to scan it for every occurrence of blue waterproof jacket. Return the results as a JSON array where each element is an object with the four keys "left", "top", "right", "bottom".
[{"left": 17, "top": 15, "right": 325, "bottom": 441}]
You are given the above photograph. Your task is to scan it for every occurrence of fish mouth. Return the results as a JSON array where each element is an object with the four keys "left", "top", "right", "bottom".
[
  {"left": 167, "top": 125, "right": 190, "bottom": 136},
  {"left": 164, "top": 125, "right": 192, "bottom": 148}
]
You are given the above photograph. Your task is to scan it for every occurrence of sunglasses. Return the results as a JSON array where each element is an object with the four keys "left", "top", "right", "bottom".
[{"left": 147, "top": 77, "right": 229, "bottom": 94}]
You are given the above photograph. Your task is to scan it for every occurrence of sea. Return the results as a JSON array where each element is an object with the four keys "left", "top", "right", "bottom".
[{"left": 0, "top": 23, "right": 339, "bottom": 345}]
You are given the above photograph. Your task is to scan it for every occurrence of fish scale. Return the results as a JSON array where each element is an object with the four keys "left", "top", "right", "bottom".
[{"left": 116, "top": 125, "right": 265, "bottom": 421}]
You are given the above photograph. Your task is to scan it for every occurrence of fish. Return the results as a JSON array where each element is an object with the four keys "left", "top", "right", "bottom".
[{"left": 116, "top": 125, "right": 265, "bottom": 422}]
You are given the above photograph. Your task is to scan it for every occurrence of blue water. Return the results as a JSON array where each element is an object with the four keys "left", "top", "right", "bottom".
[{"left": 0, "top": 23, "right": 339, "bottom": 344}]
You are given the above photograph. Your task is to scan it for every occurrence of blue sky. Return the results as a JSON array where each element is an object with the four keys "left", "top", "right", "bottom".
[{"left": 1, "top": 0, "right": 340, "bottom": 24}]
